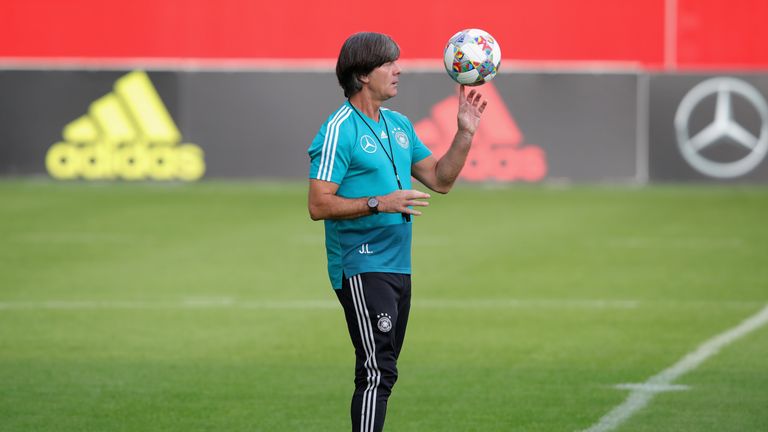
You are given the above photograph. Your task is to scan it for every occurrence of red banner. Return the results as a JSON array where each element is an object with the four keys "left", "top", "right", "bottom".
[{"left": 1, "top": 0, "right": 765, "bottom": 69}]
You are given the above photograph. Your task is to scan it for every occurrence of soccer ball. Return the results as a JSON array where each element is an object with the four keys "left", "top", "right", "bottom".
[{"left": 443, "top": 29, "right": 501, "bottom": 86}]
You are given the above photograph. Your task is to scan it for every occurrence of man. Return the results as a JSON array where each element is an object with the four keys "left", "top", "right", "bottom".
[{"left": 307, "top": 32, "right": 487, "bottom": 432}]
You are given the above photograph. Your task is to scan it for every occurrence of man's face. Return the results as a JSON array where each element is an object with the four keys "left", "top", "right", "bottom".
[{"left": 365, "top": 61, "right": 401, "bottom": 100}]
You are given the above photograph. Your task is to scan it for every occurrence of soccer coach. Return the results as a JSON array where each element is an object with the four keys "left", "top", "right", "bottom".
[{"left": 307, "top": 32, "right": 487, "bottom": 432}]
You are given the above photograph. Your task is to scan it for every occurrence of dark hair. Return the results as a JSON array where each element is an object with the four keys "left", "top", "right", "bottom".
[{"left": 336, "top": 32, "right": 400, "bottom": 98}]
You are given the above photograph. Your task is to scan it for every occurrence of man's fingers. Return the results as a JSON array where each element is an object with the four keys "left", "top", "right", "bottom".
[
  {"left": 380, "top": 190, "right": 432, "bottom": 214},
  {"left": 406, "top": 199, "right": 429, "bottom": 207},
  {"left": 473, "top": 92, "right": 484, "bottom": 106},
  {"left": 405, "top": 190, "right": 431, "bottom": 199},
  {"left": 479, "top": 100, "right": 488, "bottom": 113}
]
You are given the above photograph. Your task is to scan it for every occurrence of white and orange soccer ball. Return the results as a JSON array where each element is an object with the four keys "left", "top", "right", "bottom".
[{"left": 443, "top": 28, "right": 501, "bottom": 86}]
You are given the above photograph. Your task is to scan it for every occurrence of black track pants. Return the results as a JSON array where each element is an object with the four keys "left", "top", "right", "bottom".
[{"left": 336, "top": 272, "right": 412, "bottom": 432}]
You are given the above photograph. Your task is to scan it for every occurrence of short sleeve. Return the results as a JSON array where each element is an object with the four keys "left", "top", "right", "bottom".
[{"left": 308, "top": 107, "right": 355, "bottom": 184}]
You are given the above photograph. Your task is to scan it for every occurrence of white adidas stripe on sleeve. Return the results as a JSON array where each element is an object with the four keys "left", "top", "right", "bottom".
[
  {"left": 316, "top": 106, "right": 350, "bottom": 181},
  {"left": 322, "top": 108, "right": 353, "bottom": 181}
]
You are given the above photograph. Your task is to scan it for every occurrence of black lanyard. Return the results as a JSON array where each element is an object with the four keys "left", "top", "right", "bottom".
[
  {"left": 348, "top": 102, "right": 403, "bottom": 188},
  {"left": 348, "top": 102, "right": 410, "bottom": 221}
]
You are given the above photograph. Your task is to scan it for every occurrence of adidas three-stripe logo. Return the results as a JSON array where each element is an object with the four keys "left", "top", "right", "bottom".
[
  {"left": 316, "top": 106, "right": 352, "bottom": 182},
  {"left": 45, "top": 71, "right": 206, "bottom": 181},
  {"left": 349, "top": 274, "right": 381, "bottom": 432}
]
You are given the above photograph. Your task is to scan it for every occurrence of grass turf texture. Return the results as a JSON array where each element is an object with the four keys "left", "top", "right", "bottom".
[{"left": 0, "top": 180, "right": 766, "bottom": 431}]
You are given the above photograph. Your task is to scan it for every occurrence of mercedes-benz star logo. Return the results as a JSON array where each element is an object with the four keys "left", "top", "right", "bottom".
[
  {"left": 674, "top": 77, "right": 768, "bottom": 178},
  {"left": 360, "top": 135, "right": 377, "bottom": 154}
]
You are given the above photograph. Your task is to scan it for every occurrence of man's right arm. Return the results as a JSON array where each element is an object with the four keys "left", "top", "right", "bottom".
[{"left": 307, "top": 179, "right": 431, "bottom": 221}]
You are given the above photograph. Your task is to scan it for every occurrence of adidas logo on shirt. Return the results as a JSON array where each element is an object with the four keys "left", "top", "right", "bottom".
[{"left": 45, "top": 71, "right": 206, "bottom": 181}]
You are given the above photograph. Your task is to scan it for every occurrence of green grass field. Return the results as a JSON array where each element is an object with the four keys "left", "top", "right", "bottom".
[{"left": 1, "top": 180, "right": 767, "bottom": 431}]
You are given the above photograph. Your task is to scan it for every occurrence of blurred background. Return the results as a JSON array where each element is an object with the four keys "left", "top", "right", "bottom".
[
  {"left": 1, "top": 1, "right": 767, "bottom": 431},
  {"left": 1, "top": 0, "right": 766, "bottom": 183}
]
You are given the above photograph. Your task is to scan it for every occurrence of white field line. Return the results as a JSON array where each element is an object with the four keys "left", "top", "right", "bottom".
[
  {"left": 417, "top": 299, "right": 639, "bottom": 309},
  {"left": 0, "top": 298, "right": 639, "bottom": 311},
  {"left": 582, "top": 303, "right": 768, "bottom": 432},
  {"left": 1, "top": 298, "right": 760, "bottom": 311}
]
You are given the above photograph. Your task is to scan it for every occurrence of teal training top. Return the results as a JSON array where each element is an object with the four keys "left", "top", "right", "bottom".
[{"left": 308, "top": 101, "right": 432, "bottom": 289}]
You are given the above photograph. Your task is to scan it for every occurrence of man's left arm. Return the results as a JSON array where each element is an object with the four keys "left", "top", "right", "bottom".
[{"left": 412, "top": 85, "right": 487, "bottom": 194}]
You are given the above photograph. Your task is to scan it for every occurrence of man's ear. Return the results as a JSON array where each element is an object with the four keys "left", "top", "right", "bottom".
[{"left": 358, "top": 73, "right": 370, "bottom": 84}]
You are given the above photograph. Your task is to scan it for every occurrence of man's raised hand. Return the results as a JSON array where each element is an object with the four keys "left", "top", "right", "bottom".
[{"left": 457, "top": 85, "right": 488, "bottom": 135}]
